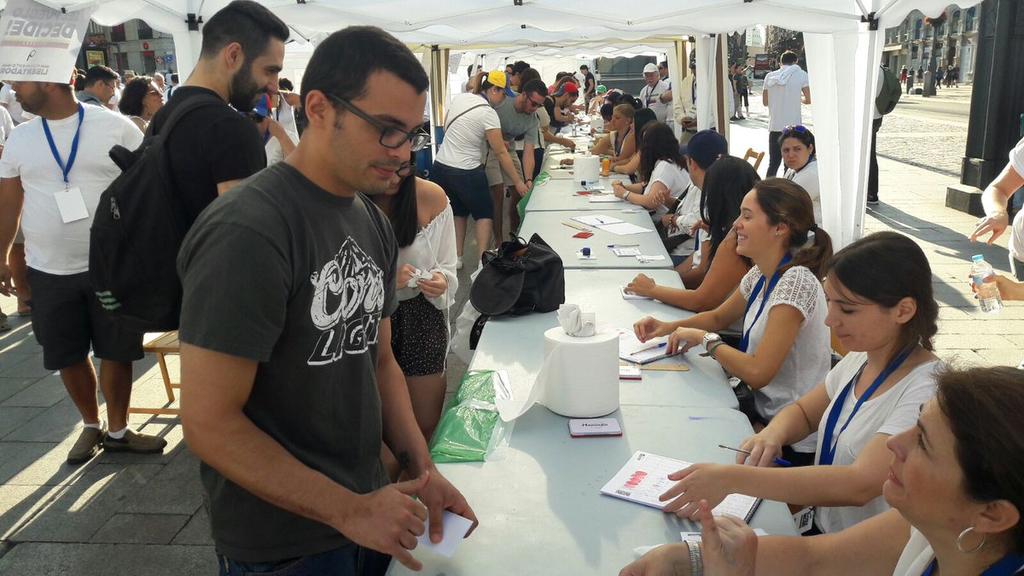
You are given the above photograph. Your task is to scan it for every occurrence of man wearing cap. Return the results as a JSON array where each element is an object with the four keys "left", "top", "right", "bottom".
[
  {"left": 485, "top": 78, "right": 547, "bottom": 241},
  {"left": 587, "top": 84, "right": 609, "bottom": 117},
  {"left": 434, "top": 70, "right": 528, "bottom": 268},
  {"left": 640, "top": 62, "right": 673, "bottom": 132},
  {"left": 544, "top": 81, "right": 578, "bottom": 133}
]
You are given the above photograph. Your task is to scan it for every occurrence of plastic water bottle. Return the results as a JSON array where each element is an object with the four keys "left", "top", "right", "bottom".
[{"left": 971, "top": 254, "right": 1003, "bottom": 314}]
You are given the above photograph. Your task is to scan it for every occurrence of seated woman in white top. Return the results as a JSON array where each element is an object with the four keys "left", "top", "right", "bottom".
[
  {"left": 621, "top": 365, "right": 1024, "bottom": 576},
  {"left": 634, "top": 179, "right": 833, "bottom": 464},
  {"left": 372, "top": 159, "right": 458, "bottom": 440},
  {"left": 781, "top": 124, "right": 821, "bottom": 224},
  {"left": 611, "top": 123, "right": 691, "bottom": 218},
  {"left": 656, "top": 232, "right": 942, "bottom": 536}
]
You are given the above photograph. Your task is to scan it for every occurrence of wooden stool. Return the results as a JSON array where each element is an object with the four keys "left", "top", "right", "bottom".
[
  {"left": 130, "top": 331, "right": 181, "bottom": 416},
  {"left": 742, "top": 148, "right": 765, "bottom": 171}
]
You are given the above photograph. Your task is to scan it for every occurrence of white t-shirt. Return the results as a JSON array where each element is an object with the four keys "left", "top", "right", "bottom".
[
  {"left": 640, "top": 79, "right": 672, "bottom": 123},
  {"left": 0, "top": 105, "right": 13, "bottom": 145},
  {"left": 784, "top": 159, "right": 821, "bottom": 225},
  {"left": 435, "top": 92, "right": 500, "bottom": 170},
  {"left": 739, "top": 264, "right": 831, "bottom": 453},
  {"left": 275, "top": 95, "right": 299, "bottom": 143},
  {"left": 0, "top": 84, "right": 32, "bottom": 124},
  {"left": 645, "top": 159, "right": 692, "bottom": 218},
  {"left": 397, "top": 202, "right": 459, "bottom": 310},
  {"left": 764, "top": 65, "right": 810, "bottom": 132},
  {"left": 1007, "top": 137, "right": 1024, "bottom": 260},
  {"left": 0, "top": 104, "right": 144, "bottom": 274},
  {"left": 813, "top": 352, "right": 941, "bottom": 533}
]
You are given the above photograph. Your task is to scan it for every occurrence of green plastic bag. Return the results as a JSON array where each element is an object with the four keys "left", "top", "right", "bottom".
[
  {"left": 429, "top": 371, "right": 509, "bottom": 463},
  {"left": 517, "top": 171, "right": 550, "bottom": 223}
]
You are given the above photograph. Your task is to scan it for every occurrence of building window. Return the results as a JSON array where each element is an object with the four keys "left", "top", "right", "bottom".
[
  {"left": 911, "top": 45, "right": 919, "bottom": 59},
  {"left": 110, "top": 24, "right": 125, "bottom": 42},
  {"left": 914, "top": 19, "right": 922, "bottom": 40},
  {"left": 137, "top": 20, "right": 153, "bottom": 40},
  {"left": 965, "top": 7, "right": 976, "bottom": 31}
]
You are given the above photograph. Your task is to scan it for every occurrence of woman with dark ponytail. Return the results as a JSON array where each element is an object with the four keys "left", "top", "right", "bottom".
[{"left": 635, "top": 178, "right": 833, "bottom": 464}]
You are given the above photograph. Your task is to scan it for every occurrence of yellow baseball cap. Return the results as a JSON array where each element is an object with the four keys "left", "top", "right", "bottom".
[{"left": 486, "top": 70, "right": 516, "bottom": 97}]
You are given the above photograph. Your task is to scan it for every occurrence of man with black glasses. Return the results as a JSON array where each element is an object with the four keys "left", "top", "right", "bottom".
[{"left": 177, "top": 25, "right": 475, "bottom": 576}]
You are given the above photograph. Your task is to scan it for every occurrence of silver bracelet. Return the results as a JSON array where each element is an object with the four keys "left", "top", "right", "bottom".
[{"left": 685, "top": 539, "right": 704, "bottom": 576}]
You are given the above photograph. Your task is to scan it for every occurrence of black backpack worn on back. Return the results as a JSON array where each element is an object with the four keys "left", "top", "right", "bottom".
[
  {"left": 876, "top": 66, "right": 903, "bottom": 116},
  {"left": 90, "top": 93, "right": 224, "bottom": 333}
]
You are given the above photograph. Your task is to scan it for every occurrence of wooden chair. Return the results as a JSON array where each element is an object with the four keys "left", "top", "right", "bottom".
[
  {"left": 743, "top": 148, "right": 765, "bottom": 171},
  {"left": 129, "top": 331, "right": 181, "bottom": 416}
]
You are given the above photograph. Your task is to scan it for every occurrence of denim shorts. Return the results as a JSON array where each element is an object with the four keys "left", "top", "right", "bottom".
[
  {"left": 217, "top": 545, "right": 390, "bottom": 576},
  {"left": 430, "top": 161, "right": 493, "bottom": 220}
]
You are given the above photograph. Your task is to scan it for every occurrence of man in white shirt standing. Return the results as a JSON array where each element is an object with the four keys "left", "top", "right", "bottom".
[
  {"left": 0, "top": 79, "right": 167, "bottom": 465},
  {"left": 0, "top": 82, "right": 33, "bottom": 124},
  {"left": 763, "top": 51, "right": 810, "bottom": 176},
  {"left": 640, "top": 62, "right": 673, "bottom": 132}
]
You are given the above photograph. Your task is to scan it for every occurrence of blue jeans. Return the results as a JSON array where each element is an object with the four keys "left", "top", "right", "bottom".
[{"left": 217, "top": 545, "right": 390, "bottom": 576}]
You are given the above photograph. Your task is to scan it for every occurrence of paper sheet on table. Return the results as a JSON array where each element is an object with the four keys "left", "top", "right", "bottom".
[
  {"left": 599, "top": 222, "right": 653, "bottom": 235},
  {"left": 573, "top": 214, "right": 623, "bottom": 227},
  {"left": 588, "top": 195, "right": 624, "bottom": 204},
  {"left": 611, "top": 247, "right": 642, "bottom": 257},
  {"left": 619, "top": 332, "right": 676, "bottom": 364},
  {"left": 601, "top": 451, "right": 762, "bottom": 522},
  {"left": 416, "top": 511, "right": 474, "bottom": 558},
  {"left": 620, "top": 287, "right": 652, "bottom": 300},
  {"left": 550, "top": 170, "right": 576, "bottom": 180}
]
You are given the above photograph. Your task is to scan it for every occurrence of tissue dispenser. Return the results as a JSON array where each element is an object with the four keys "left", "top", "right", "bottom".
[{"left": 541, "top": 326, "right": 620, "bottom": 417}]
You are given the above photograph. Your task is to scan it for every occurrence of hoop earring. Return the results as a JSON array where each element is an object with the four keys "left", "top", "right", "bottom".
[{"left": 956, "top": 526, "right": 987, "bottom": 553}]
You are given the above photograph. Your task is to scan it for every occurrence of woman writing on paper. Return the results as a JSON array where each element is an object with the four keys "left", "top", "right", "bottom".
[
  {"left": 625, "top": 156, "right": 756, "bottom": 312},
  {"left": 610, "top": 123, "right": 691, "bottom": 217},
  {"left": 611, "top": 108, "right": 656, "bottom": 178},
  {"left": 634, "top": 179, "right": 832, "bottom": 465},
  {"left": 621, "top": 366, "right": 1024, "bottom": 576},
  {"left": 656, "top": 232, "right": 941, "bottom": 536}
]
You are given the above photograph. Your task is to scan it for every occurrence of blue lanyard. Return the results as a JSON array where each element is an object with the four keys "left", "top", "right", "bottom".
[
  {"left": 41, "top": 103, "right": 84, "bottom": 185},
  {"left": 922, "top": 554, "right": 1024, "bottom": 576},
  {"left": 818, "top": 347, "right": 913, "bottom": 466},
  {"left": 738, "top": 253, "right": 792, "bottom": 353}
]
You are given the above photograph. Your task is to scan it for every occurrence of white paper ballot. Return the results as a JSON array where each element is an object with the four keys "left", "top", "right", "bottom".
[
  {"left": 611, "top": 247, "right": 642, "bottom": 257},
  {"left": 599, "top": 222, "right": 654, "bottom": 236},
  {"left": 54, "top": 187, "right": 90, "bottom": 224},
  {"left": 417, "top": 511, "right": 474, "bottom": 558},
  {"left": 573, "top": 214, "right": 623, "bottom": 227},
  {"left": 621, "top": 287, "right": 652, "bottom": 300},
  {"left": 588, "top": 194, "right": 624, "bottom": 204}
]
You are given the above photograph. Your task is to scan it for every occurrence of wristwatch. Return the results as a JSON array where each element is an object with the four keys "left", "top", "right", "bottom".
[{"left": 702, "top": 332, "right": 723, "bottom": 357}]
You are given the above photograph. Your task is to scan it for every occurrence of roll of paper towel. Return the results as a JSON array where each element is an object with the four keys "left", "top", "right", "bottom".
[
  {"left": 540, "top": 326, "right": 619, "bottom": 418},
  {"left": 575, "top": 155, "right": 600, "bottom": 185}
]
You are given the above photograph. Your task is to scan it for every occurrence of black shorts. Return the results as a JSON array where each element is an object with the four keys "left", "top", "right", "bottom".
[
  {"left": 390, "top": 294, "right": 448, "bottom": 376},
  {"left": 431, "top": 161, "right": 493, "bottom": 220},
  {"left": 27, "top": 268, "right": 143, "bottom": 371}
]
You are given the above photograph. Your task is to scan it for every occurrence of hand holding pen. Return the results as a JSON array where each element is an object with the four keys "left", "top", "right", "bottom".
[{"left": 718, "top": 444, "right": 792, "bottom": 468}]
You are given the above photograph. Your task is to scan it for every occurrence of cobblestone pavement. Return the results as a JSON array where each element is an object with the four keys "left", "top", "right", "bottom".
[
  {"left": 0, "top": 104, "right": 1017, "bottom": 575},
  {"left": 740, "top": 81, "right": 972, "bottom": 176}
]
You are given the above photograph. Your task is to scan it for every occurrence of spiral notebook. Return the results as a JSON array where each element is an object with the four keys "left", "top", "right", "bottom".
[{"left": 600, "top": 451, "right": 762, "bottom": 522}]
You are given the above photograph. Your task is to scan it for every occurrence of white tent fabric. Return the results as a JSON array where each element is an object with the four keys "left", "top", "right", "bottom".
[{"left": 2, "top": 0, "right": 980, "bottom": 245}]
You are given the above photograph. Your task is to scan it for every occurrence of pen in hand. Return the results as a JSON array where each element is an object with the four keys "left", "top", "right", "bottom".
[{"left": 717, "top": 444, "right": 792, "bottom": 467}]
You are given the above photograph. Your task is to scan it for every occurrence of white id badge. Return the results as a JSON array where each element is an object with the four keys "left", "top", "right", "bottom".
[
  {"left": 793, "top": 507, "right": 815, "bottom": 534},
  {"left": 54, "top": 187, "right": 89, "bottom": 223}
]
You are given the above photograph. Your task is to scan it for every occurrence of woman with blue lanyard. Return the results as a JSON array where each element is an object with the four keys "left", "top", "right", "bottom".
[
  {"left": 634, "top": 178, "right": 832, "bottom": 466},
  {"left": 652, "top": 232, "right": 942, "bottom": 536},
  {"left": 621, "top": 366, "right": 1024, "bottom": 576}
]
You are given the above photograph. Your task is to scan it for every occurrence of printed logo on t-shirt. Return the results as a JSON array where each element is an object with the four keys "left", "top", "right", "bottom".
[{"left": 308, "top": 237, "right": 386, "bottom": 365}]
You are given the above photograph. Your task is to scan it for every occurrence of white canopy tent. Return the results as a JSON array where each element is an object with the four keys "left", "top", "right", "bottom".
[{"left": 1, "top": 0, "right": 977, "bottom": 246}]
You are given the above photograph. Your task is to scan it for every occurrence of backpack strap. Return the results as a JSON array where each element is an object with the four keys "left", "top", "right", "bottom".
[
  {"left": 153, "top": 92, "right": 227, "bottom": 139},
  {"left": 444, "top": 102, "right": 491, "bottom": 132}
]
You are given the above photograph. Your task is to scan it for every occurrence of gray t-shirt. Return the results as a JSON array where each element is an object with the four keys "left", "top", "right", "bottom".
[
  {"left": 494, "top": 96, "right": 539, "bottom": 146},
  {"left": 177, "top": 162, "right": 398, "bottom": 562}
]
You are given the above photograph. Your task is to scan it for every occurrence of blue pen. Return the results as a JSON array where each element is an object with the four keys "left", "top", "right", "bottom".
[{"left": 718, "top": 444, "right": 792, "bottom": 467}]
